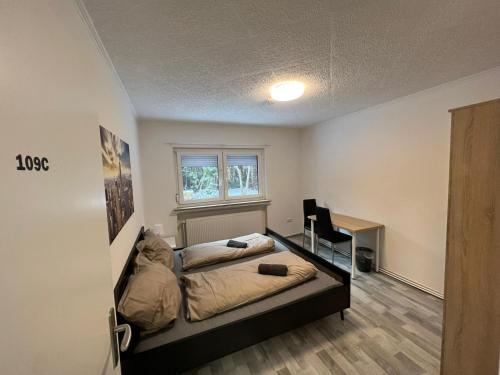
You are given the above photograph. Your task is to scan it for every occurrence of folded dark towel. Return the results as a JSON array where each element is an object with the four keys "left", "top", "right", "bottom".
[
  {"left": 258, "top": 263, "right": 288, "bottom": 277},
  {"left": 227, "top": 239, "right": 248, "bottom": 248}
]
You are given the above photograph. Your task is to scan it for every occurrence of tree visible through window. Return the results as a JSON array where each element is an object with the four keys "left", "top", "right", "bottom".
[
  {"left": 226, "top": 155, "right": 259, "bottom": 197},
  {"left": 181, "top": 155, "right": 219, "bottom": 201},
  {"left": 176, "top": 149, "right": 264, "bottom": 204}
]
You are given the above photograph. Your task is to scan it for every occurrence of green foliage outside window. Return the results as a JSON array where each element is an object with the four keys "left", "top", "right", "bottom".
[{"left": 182, "top": 166, "right": 219, "bottom": 200}]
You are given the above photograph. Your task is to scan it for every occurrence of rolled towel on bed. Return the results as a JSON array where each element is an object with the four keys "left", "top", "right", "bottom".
[
  {"left": 258, "top": 263, "right": 288, "bottom": 276},
  {"left": 227, "top": 239, "right": 248, "bottom": 248}
]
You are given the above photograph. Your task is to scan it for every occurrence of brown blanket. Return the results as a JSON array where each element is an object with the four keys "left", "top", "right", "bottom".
[
  {"left": 181, "top": 251, "right": 318, "bottom": 321},
  {"left": 180, "top": 233, "right": 275, "bottom": 270}
]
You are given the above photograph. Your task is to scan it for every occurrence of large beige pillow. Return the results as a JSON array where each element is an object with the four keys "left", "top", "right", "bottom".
[
  {"left": 143, "top": 229, "right": 156, "bottom": 239},
  {"left": 136, "top": 233, "right": 174, "bottom": 270},
  {"left": 118, "top": 262, "right": 181, "bottom": 332}
]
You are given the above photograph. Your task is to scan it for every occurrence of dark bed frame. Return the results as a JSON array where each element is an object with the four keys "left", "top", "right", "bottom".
[{"left": 115, "top": 227, "right": 351, "bottom": 375}]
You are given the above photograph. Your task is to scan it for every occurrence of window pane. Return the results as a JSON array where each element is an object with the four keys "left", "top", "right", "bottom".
[
  {"left": 226, "top": 155, "right": 259, "bottom": 197},
  {"left": 181, "top": 155, "right": 219, "bottom": 201}
]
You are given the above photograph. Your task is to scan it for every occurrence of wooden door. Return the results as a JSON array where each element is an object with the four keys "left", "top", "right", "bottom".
[{"left": 441, "top": 99, "right": 500, "bottom": 374}]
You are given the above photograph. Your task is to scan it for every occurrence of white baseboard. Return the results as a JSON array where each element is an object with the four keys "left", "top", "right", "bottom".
[
  {"left": 379, "top": 268, "right": 444, "bottom": 299},
  {"left": 290, "top": 231, "right": 444, "bottom": 300}
]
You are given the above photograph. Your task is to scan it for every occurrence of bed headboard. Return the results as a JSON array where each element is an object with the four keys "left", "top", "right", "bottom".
[{"left": 113, "top": 226, "right": 145, "bottom": 305}]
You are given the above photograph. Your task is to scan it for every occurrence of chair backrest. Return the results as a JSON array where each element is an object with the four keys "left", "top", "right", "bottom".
[
  {"left": 303, "top": 199, "right": 317, "bottom": 227},
  {"left": 316, "top": 206, "right": 334, "bottom": 237}
]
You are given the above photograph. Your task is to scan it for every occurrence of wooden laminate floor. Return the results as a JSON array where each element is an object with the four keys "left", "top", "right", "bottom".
[{"left": 183, "top": 235, "right": 443, "bottom": 375}]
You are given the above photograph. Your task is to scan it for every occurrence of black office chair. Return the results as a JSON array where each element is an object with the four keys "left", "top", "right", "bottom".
[
  {"left": 315, "top": 206, "right": 352, "bottom": 262},
  {"left": 303, "top": 199, "right": 317, "bottom": 248}
]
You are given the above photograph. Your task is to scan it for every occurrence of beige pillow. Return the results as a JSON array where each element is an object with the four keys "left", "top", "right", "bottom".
[
  {"left": 136, "top": 234, "right": 174, "bottom": 270},
  {"left": 134, "top": 252, "right": 155, "bottom": 272},
  {"left": 118, "top": 262, "right": 181, "bottom": 332},
  {"left": 143, "top": 229, "right": 156, "bottom": 239}
]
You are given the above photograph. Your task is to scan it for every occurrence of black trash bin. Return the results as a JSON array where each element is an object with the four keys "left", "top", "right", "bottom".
[{"left": 356, "top": 247, "right": 374, "bottom": 272}]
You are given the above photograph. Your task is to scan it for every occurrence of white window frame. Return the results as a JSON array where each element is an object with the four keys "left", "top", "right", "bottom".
[
  {"left": 223, "top": 149, "right": 265, "bottom": 202},
  {"left": 175, "top": 148, "right": 266, "bottom": 206},
  {"left": 176, "top": 149, "right": 224, "bottom": 205}
]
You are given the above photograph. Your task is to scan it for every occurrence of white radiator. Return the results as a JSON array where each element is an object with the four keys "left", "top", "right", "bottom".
[{"left": 185, "top": 210, "right": 266, "bottom": 246}]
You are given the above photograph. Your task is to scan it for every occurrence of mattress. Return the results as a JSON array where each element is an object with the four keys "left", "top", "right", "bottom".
[{"left": 133, "top": 240, "right": 343, "bottom": 354}]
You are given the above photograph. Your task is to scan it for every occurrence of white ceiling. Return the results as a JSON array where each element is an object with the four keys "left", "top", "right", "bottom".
[{"left": 83, "top": 0, "right": 500, "bottom": 127}]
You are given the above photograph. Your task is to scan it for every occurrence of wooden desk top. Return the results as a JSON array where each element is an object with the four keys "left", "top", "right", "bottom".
[{"left": 308, "top": 213, "right": 383, "bottom": 233}]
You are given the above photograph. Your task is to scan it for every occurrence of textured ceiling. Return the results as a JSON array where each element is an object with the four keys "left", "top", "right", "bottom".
[{"left": 83, "top": 0, "right": 500, "bottom": 126}]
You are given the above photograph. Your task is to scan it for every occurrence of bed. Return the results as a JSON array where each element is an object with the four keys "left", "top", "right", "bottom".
[
  {"left": 115, "top": 227, "right": 351, "bottom": 375},
  {"left": 180, "top": 232, "right": 275, "bottom": 270}
]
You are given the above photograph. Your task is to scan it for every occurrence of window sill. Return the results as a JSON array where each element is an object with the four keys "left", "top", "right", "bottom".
[{"left": 172, "top": 199, "right": 271, "bottom": 214}]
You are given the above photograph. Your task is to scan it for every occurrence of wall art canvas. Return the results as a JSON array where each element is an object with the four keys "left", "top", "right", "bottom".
[{"left": 99, "top": 126, "right": 134, "bottom": 244}]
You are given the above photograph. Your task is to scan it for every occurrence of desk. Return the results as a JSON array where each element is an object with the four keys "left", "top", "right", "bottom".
[{"left": 308, "top": 213, "right": 383, "bottom": 279}]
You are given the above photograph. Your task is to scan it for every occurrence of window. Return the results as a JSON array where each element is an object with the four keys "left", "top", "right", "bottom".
[
  {"left": 180, "top": 154, "right": 220, "bottom": 202},
  {"left": 226, "top": 155, "right": 259, "bottom": 198},
  {"left": 176, "top": 149, "right": 265, "bottom": 205}
]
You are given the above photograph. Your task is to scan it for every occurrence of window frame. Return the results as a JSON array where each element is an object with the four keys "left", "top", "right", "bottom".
[
  {"left": 223, "top": 149, "right": 265, "bottom": 202},
  {"left": 175, "top": 149, "right": 224, "bottom": 205},
  {"left": 175, "top": 147, "right": 266, "bottom": 206}
]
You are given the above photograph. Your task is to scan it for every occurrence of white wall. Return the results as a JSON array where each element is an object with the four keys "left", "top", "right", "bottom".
[
  {"left": 0, "top": 1, "right": 143, "bottom": 372},
  {"left": 0, "top": 1, "right": 145, "bottom": 284},
  {"left": 300, "top": 67, "right": 500, "bottom": 296},
  {"left": 138, "top": 119, "right": 303, "bottom": 243}
]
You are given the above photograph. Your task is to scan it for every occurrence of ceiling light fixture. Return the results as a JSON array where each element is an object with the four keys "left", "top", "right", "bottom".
[{"left": 270, "top": 81, "right": 305, "bottom": 102}]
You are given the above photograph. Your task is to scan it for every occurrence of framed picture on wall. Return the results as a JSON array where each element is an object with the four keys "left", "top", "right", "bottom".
[{"left": 99, "top": 125, "right": 135, "bottom": 244}]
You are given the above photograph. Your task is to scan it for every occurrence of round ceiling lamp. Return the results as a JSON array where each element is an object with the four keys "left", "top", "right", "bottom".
[{"left": 270, "top": 81, "right": 305, "bottom": 102}]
